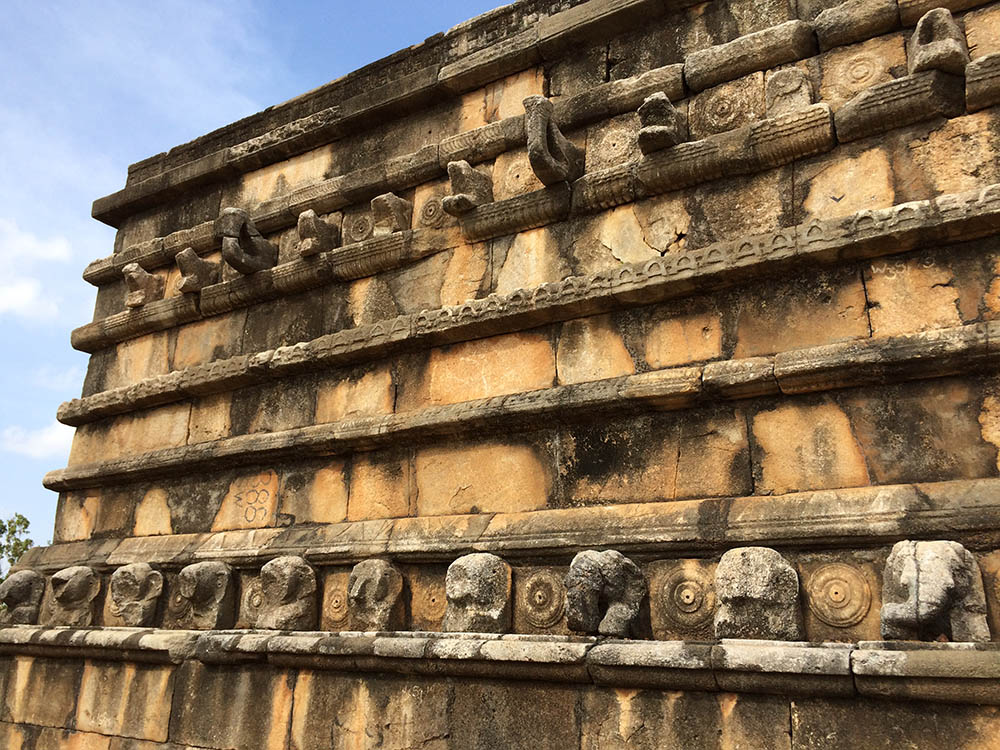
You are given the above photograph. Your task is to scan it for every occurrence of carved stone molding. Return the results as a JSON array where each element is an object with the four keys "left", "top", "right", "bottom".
[{"left": 516, "top": 568, "right": 567, "bottom": 630}]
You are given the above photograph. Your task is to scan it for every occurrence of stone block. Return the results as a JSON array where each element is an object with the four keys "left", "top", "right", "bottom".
[
  {"left": 647, "top": 558, "right": 718, "bottom": 640},
  {"left": 967, "top": 53, "right": 1000, "bottom": 112},
  {"left": 132, "top": 488, "right": 173, "bottom": 537},
  {"left": 816, "top": 34, "right": 907, "bottom": 112},
  {"left": 3, "top": 656, "right": 83, "bottom": 729},
  {"left": 684, "top": 20, "right": 817, "bottom": 92},
  {"left": 237, "top": 144, "right": 334, "bottom": 206},
  {"left": 278, "top": 460, "right": 349, "bottom": 525},
  {"left": 556, "top": 314, "right": 635, "bottom": 385},
  {"left": 797, "top": 145, "right": 895, "bottom": 221},
  {"left": 75, "top": 661, "right": 175, "bottom": 742},
  {"left": 314, "top": 365, "right": 394, "bottom": 424},
  {"left": 53, "top": 492, "right": 100, "bottom": 542},
  {"left": 752, "top": 399, "right": 871, "bottom": 494},
  {"left": 404, "top": 563, "right": 448, "bottom": 631},
  {"left": 187, "top": 391, "right": 231, "bottom": 444},
  {"left": 512, "top": 566, "right": 570, "bottom": 634},
  {"left": 492, "top": 226, "right": 570, "bottom": 294},
  {"left": 904, "top": 111, "right": 1000, "bottom": 196},
  {"left": 580, "top": 689, "right": 792, "bottom": 749},
  {"left": 734, "top": 267, "right": 870, "bottom": 358},
  {"left": 397, "top": 331, "right": 555, "bottom": 411},
  {"left": 319, "top": 567, "right": 352, "bottom": 631},
  {"left": 790, "top": 696, "right": 1000, "bottom": 749},
  {"left": 865, "top": 256, "right": 962, "bottom": 336},
  {"left": 211, "top": 469, "right": 280, "bottom": 531},
  {"left": 104, "top": 332, "right": 170, "bottom": 391},
  {"left": 642, "top": 306, "right": 723, "bottom": 369},
  {"left": 168, "top": 662, "right": 294, "bottom": 750},
  {"left": 907, "top": 8, "right": 969, "bottom": 76},
  {"left": 814, "top": 0, "right": 899, "bottom": 51},
  {"left": 347, "top": 450, "right": 412, "bottom": 521},
  {"left": 171, "top": 311, "right": 247, "bottom": 371},
  {"left": 414, "top": 440, "right": 553, "bottom": 516},
  {"left": 966, "top": 4, "right": 1000, "bottom": 58},
  {"left": 689, "top": 72, "right": 765, "bottom": 140},
  {"left": 800, "top": 557, "right": 881, "bottom": 642}
]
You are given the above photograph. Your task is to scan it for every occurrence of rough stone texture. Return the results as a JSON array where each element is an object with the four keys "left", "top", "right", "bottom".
[
  {"left": 882, "top": 540, "right": 991, "bottom": 642},
  {"left": 165, "top": 561, "right": 235, "bottom": 630},
  {"left": 347, "top": 559, "right": 404, "bottom": 631},
  {"left": 257, "top": 556, "right": 317, "bottom": 630},
  {"left": 566, "top": 549, "right": 647, "bottom": 637},
  {"left": 442, "top": 552, "right": 511, "bottom": 633},
  {"left": 908, "top": 8, "right": 970, "bottom": 76},
  {"left": 0, "top": 571, "right": 45, "bottom": 625},
  {"left": 714, "top": 547, "right": 805, "bottom": 640},
  {"left": 109, "top": 563, "right": 164, "bottom": 627},
  {"left": 814, "top": 0, "right": 900, "bottom": 51},
  {"left": 44, "top": 566, "right": 101, "bottom": 627}
]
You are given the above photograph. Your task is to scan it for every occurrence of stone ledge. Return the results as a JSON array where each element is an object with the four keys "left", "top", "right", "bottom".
[
  {"left": 0, "top": 627, "right": 996, "bottom": 703},
  {"left": 19, "top": 478, "right": 1000, "bottom": 571},
  {"left": 50, "top": 322, "right": 999, "bottom": 488},
  {"left": 61, "top": 182, "right": 1000, "bottom": 418}
]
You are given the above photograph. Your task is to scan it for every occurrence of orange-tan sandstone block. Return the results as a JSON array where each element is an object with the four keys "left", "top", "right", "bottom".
[
  {"left": 966, "top": 3, "right": 1000, "bottom": 59},
  {"left": 279, "top": 460, "right": 349, "bottom": 525},
  {"left": 347, "top": 451, "right": 412, "bottom": 521},
  {"left": 132, "top": 488, "right": 173, "bottom": 537},
  {"left": 864, "top": 256, "right": 962, "bottom": 337},
  {"left": 752, "top": 399, "right": 871, "bottom": 494},
  {"left": 75, "top": 661, "right": 175, "bottom": 742},
  {"left": 211, "top": 470, "right": 280, "bottom": 531},
  {"left": 414, "top": 441, "right": 552, "bottom": 516},
  {"left": 556, "top": 314, "right": 635, "bottom": 385},
  {"left": 816, "top": 34, "right": 907, "bottom": 111},
  {"left": 314, "top": 366, "right": 395, "bottom": 424},
  {"left": 798, "top": 146, "right": 895, "bottom": 221}
]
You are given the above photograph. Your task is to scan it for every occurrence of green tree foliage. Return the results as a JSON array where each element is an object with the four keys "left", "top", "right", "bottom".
[{"left": 0, "top": 514, "right": 32, "bottom": 577}]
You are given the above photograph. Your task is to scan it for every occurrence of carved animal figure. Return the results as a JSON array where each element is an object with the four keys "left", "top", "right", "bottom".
[
  {"left": 442, "top": 553, "right": 511, "bottom": 633},
  {"left": 167, "top": 561, "right": 236, "bottom": 630},
  {"left": 46, "top": 566, "right": 101, "bottom": 627},
  {"left": 348, "top": 558, "right": 404, "bottom": 631},
  {"left": 523, "top": 95, "right": 585, "bottom": 185},
  {"left": 565, "top": 549, "right": 646, "bottom": 637},
  {"left": 0, "top": 570, "right": 45, "bottom": 625},
  {"left": 110, "top": 563, "right": 164, "bottom": 627},
  {"left": 257, "top": 556, "right": 317, "bottom": 630},
  {"left": 214, "top": 207, "right": 278, "bottom": 274}
]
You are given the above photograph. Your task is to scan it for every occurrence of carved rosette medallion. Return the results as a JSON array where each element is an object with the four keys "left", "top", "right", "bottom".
[
  {"left": 659, "top": 566, "right": 715, "bottom": 629},
  {"left": 325, "top": 586, "right": 349, "bottom": 626},
  {"left": 419, "top": 197, "right": 445, "bottom": 228},
  {"left": 242, "top": 577, "right": 264, "bottom": 624},
  {"left": 346, "top": 214, "right": 374, "bottom": 244},
  {"left": 807, "top": 563, "right": 871, "bottom": 627},
  {"left": 519, "top": 569, "right": 566, "bottom": 628}
]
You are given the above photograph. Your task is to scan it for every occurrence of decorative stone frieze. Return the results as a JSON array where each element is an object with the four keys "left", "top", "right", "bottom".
[
  {"left": 442, "top": 552, "right": 511, "bottom": 633},
  {"left": 565, "top": 550, "right": 646, "bottom": 637},
  {"left": 881, "top": 540, "right": 990, "bottom": 642}
]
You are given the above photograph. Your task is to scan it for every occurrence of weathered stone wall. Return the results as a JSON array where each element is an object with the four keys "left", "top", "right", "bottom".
[{"left": 6, "top": 0, "right": 1000, "bottom": 746}]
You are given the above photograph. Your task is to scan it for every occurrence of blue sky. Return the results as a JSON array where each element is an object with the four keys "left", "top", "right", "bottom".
[{"left": 0, "top": 0, "right": 504, "bottom": 545}]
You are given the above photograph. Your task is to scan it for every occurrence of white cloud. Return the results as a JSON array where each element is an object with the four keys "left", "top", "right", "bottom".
[
  {"left": 0, "top": 421, "right": 73, "bottom": 460},
  {"left": 0, "top": 218, "right": 75, "bottom": 321},
  {"left": 0, "top": 219, "right": 71, "bottom": 263}
]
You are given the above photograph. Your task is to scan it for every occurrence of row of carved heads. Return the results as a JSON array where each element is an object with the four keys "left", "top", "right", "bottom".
[
  {"left": 1, "top": 540, "right": 990, "bottom": 642},
  {"left": 121, "top": 6, "right": 971, "bottom": 310}
]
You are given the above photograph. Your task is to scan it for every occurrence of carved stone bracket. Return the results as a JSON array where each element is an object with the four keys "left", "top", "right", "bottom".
[
  {"left": 109, "top": 562, "right": 164, "bottom": 627},
  {"left": 257, "top": 555, "right": 317, "bottom": 630},
  {"left": 122, "top": 263, "right": 164, "bottom": 308},
  {"left": 443, "top": 552, "right": 511, "bottom": 634},
  {"left": 881, "top": 540, "right": 990, "bottom": 642},
  {"left": 908, "top": 8, "right": 970, "bottom": 76},
  {"left": 371, "top": 193, "right": 413, "bottom": 236},
  {"left": 166, "top": 561, "right": 236, "bottom": 630},
  {"left": 214, "top": 207, "right": 278, "bottom": 275},
  {"left": 714, "top": 547, "right": 804, "bottom": 641},
  {"left": 523, "top": 95, "right": 585, "bottom": 186},
  {"left": 442, "top": 160, "right": 494, "bottom": 216},
  {"left": 45, "top": 565, "right": 101, "bottom": 628},
  {"left": 296, "top": 209, "right": 341, "bottom": 257},
  {"left": 637, "top": 92, "right": 686, "bottom": 155},
  {"left": 175, "top": 247, "right": 220, "bottom": 294},
  {"left": 765, "top": 68, "right": 815, "bottom": 117},
  {"left": 566, "top": 550, "right": 647, "bottom": 637},
  {"left": 348, "top": 558, "right": 404, "bottom": 631},
  {"left": 0, "top": 570, "right": 45, "bottom": 625}
]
